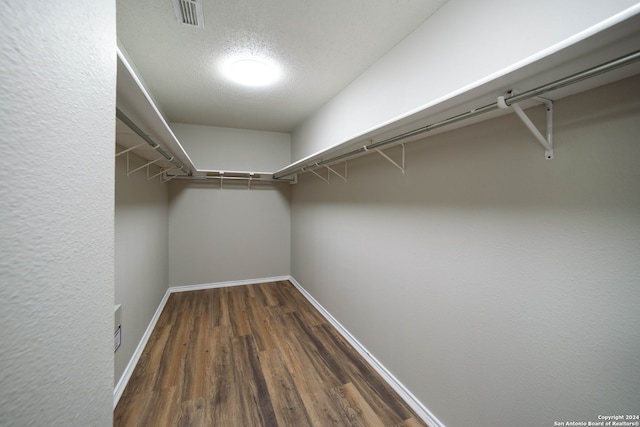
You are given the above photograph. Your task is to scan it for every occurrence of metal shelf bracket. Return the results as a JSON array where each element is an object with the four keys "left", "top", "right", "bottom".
[
  {"left": 375, "top": 143, "right": 405, "bottom": 174},
  {"left": 325, "top": 162, "right": 348, "bottom": 182},
  {"left": 310, "top": 163, "right": 330, "bottom": 184},
  {"left": 115, "top": 143, "right": 146, "bottom": 157},
  {"left": 498, "top": 95, "right": 554, "bottom": 159},
  {"left": 147, "top": 166, "right": 167, "bottom": 181},
  {"left": 161, "top": 168, "right": 178, "bottom": 183},
  {"left": 126, "top": 152, "right": 165, "bottom": 176}
]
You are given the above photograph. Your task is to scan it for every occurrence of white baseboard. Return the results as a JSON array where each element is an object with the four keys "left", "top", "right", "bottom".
[
  {"left": 288, "top": 276, "right": 445, "bottom": 427},
  {"left": 113, "top": 286, "right": 171, "bottom": 409},
  {"left": 114, "top": 274, "right": 445, "bottom": 427},
  {"left": 168, "top": 275, "right": 291, "bottom": 293}
]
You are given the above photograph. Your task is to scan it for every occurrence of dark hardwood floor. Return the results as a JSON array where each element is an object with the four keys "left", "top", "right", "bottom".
[{"left": 114, "top": 280, "right": 428, "bottom": 426}]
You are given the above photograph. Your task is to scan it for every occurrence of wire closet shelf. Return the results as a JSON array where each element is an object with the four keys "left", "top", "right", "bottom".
[{"left": 273, "top": 49, "right": 640, "bottom": 181}]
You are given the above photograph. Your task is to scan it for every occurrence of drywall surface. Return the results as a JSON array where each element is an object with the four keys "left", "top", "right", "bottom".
[
  {"left": 0, "top": 2, "right": 115, "bottom": 426},
  {"left": 170, "top": 122, "right": 291, "bottom": 171},
  {"left": 168, "top": 180, "right": 291, "bottom": 286},
  {"left": 292, "top": 0, "right": 639, "bottom": 161},
  {"left": 291, "top": 75, "right": 640, "bottom": 426},
  {"left": 114, "top": 150, "right": 169, "bottom": 386}
]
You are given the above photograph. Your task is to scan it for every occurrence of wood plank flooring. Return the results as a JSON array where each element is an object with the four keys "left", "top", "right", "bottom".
[{"left": 114, "top": 280, "right": 428, "bottom": 427}]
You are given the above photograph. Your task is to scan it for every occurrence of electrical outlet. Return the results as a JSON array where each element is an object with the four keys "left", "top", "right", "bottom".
[
  {"left": 114, "top": 304, "right": 122, "bottom": 352},
  {"left": 114, "top": 325, "right": 121, "bottom": 352}
]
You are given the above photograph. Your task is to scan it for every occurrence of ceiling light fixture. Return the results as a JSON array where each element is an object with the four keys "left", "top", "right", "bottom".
[{"left": 225, "top": 58, "right": 280, "bottom": 87}]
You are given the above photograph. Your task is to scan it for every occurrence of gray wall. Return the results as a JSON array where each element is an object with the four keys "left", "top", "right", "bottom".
[
  {"left": 114, "top": 149, "right": 170, "bottom": 386},
  {"left": 168, "top": 180, "right": 291, "bottom": 286},
  {"left": 0, "top": 1, "right": 115, "bottom": 425},
  {"left": 290, "top": 75, "right": 640, "bottom": 426},
  {"left": 170, "top": 122, "right": 291, "bottom": 172}
]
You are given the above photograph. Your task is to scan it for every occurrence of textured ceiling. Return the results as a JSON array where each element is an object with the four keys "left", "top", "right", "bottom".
[{"left": 117, "top": 0, "right": 448, "bottom": 132}]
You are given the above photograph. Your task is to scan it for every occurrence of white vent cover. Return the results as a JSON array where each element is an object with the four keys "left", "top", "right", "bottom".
[{"left": 173, "top": 0, "right": 204, "bottom": 28}]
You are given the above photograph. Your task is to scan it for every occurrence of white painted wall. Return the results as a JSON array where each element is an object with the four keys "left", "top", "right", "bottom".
[
  {"left": 170, "top": 123, "right": 291, "bottom": 171},
  {"left": 114, "top": 149, "right": 169, "bottom": 386},
  {"left": 168, "top": 181, "right": 291, "bottom": 286},
  {"left": 291, "top": 75, "right": 640, "bottom": 427},
  {"left": 292, "top": 0, "right": 640, "bottom": 161},
  {"left": 0, "top": 2, "right": 115, "bottom": 426}
]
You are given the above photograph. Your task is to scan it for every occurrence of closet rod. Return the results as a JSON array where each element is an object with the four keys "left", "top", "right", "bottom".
[
  {"left": 274, "top": 49, "right": 640, "bottom": 180},
  {"left": 169, "top": 175, "right": 294, "bottom": 183},
  {"left": 116, "top": 108, "right": 192, "bottom": 176}
]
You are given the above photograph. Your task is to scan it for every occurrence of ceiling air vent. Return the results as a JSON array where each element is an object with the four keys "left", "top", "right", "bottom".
[{"left": 173, "top": 0, "right": 204, "bottom": 28}]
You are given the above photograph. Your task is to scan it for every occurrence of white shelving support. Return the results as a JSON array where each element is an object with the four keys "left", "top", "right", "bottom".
[
  {"left": 162, "top": 168, "right": 179, "bottom": 183},
  {"left": 127, "top": 156, "right": 164, "bottom": 176},
  {"left": 498, "top": 96, "right": 554, "bottom": 159},
  {"left": 375, "top": 143, "right": 405, "bottom": 174},
  {"left": 325, "top": 162, "right": 348, "bottom": 182},
  {"left": 310, "top": 165, "right": 330, "bottom": 184},
  {"left": 147, "top": 166, "right": 167, "bottom": 181},
  {"left": 248, "top": 173, "right": 253, "bottom": 190},
  {"left": 534, "top": 96, "right": 554, "bottom": 160},
  {"left": 115, "top": 143, "right": 146, "bottom": 157}
]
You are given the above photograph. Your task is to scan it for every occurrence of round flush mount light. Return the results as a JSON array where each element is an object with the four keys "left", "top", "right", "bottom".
[{"left": 224, "top": 58, "right": 280, "bottom": 87}]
